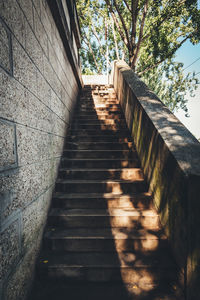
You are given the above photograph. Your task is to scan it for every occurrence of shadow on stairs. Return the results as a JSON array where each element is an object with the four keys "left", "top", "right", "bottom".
[{"left": 29, "top": 85, "right": 184, "bottom": 300}]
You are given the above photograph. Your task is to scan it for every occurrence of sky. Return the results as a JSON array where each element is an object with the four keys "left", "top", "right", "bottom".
[{"left": 174, "top": 41, "right": 200, "bottom": 140}]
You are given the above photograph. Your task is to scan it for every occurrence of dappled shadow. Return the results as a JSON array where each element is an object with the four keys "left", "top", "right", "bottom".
[{"left": 29, "top": 84, "right": 184, "bottom": 300}]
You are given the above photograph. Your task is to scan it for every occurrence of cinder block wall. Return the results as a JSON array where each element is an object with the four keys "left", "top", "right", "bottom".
[{"left": 0, "top": 1, "right": 80, "bottom": 299}]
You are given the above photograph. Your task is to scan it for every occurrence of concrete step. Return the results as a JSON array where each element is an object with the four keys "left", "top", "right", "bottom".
[
  {"left": 76, "top": 107, "right": 121, "bottom": 112},
  {"left": 68, "top": 135, "right": 132, "bottom": 142},
  {"left": 38, "top": 250, "right": 176, "bottom": 273},
  {"left": 62, "top": 149, "right": 136, "bottom": 159},
  {"left": 58, "top": 168, "right": 144, "bottom": 180},
  {"left": 79, "top": 99, "right": 119, "bottom": 104},
  {"left": 30, "top": 282, "right": 182, "bottom": 300},
  {"left": 48, "top": 208, "right": 160, "bottom": 229},
  {"left": 71, "top": 123, "right": 128, "bottom": 130},
  {"left": 44, "top": 228, "right": 167, "bottom": 252},
  {"left": 60, "top": 158, "right": 140, "bottom": 168},
  {"left": 38, "top": 261, "right": 178, "bottom": 284},
  {"left": 91, "top": 95, "right": 116, "bottom": 100},
  {"left": 45, "top": 226, "right": 163, "bottom": 240},
  {"left": 69, "top": 129, "right": 130, "bottom": 137},
  {"left": 64, "top": 142, "right": 134, "bottom": 150},
  {"left": 76, "top": 107, "right": 122, "bottom": 112},
  {"left": 78, "top": 103, "right": 120, "bottom": 109},
  {"left": 39, "top": 246, "right": 174, "bottom": 266},
  {"left": 76, "top": 111, "right": 124, "bottom": 118},
  {"left": 55, "top": 179, "right": 147, "bottom": 194},
  {"left": 52, "top": 192, "right": 153, "bottom": 209},
  {"left": 75, "top": 114, "right": 124, "bottom": 120},
  {"left": 71, "top": 119, "right": 127, "bottom": 125}
]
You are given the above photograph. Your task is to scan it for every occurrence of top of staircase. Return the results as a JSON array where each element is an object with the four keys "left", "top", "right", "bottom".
[{"left": 82, "top": 75, "right": 112, "bottom": 85}]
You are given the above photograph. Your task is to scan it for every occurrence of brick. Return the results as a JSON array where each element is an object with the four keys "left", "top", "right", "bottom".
[
  {"left": 0, "top": 217, "right": 21, "bottom": 280},
  {"left": 0, "top": 0, "right": 26, "bottom": 47},
  {"left": 17, "top": 0, "right": 34, "bottom": 28},
  {"left": 0, "top": 73, "right": 29, "bottom": 125},
  {"left": 12, "top": 37, "right": 37, "bottom": 96},
  {"left": 0, "top": 119, "right": 17, "bottom": 171},
  {"left": 16, "top": 125, "right": 51, "bottom": 166},
  {"left": 36, "top": 69, "right": 51, "bottom": 108},
  {"left": 32, "top": 0, "right": 41, "bottom": 18},
  {"left": 3, "top": 231, "right": 42, "bottom": 300},
  {"left": 0, "top": 19, "right": 11, "bottom": 74},
  {"left": 22, "top": 191, "right": 50, "bottom": 250},
  {"left": 32, "top": 5, "right": 48, "bottom": 58},
  {"left": 0, "top": 160, "right": 55, "bottom": 221},
  {"left": 25, "top": 20, "right": 44, "bottom": 75}
]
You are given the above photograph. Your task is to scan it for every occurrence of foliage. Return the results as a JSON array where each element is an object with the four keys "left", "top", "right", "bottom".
[
  {"left": 76, "top": 0, "right": 200, "bottom": 113},
  {"left": 142, "top": 59, "right": 199, "bottom": 114}
]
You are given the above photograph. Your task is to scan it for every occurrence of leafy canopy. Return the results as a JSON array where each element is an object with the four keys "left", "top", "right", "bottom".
[{"left": 77, "top": 0, "right": 200, "bottom": 114}]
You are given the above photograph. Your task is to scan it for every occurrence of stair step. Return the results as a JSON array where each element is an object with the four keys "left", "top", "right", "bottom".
[
  {"left": 68, "top": 136, "right": 132, "bottom": 142},
  {"left": 76, "top": 108, "right": 122, "bottom": 114},
  {"left": 39, "top": 248, "right": 174, "bottom": 268},
  {"left": 77, "top": 107, "right": 121, "bottom": 112},
  {"left": 44, "top": 228, "right": 166, "bottom": 252},
  {"left": 76, "top": 112, "right": 124, "bottom": 118},
  {"left": 60, "top": 158, "right": 140, "bottom": 168},
  {"left": 38, "top": 263, "right": 179, "bottom": 284},
  {"left": 79, "top": 99, "right": 119, "bottom": 105},
  {"left": 71, "top": 123, "right": 127, "bottom": 130},
  {"left": 55, "top": 179, "right": 147, "bottom": 194},
  {"left": 52, "top": 192, "right": 153, "bottom": 209},
  {"left": 48, "top": 208, "right": 160, "bottom": 229},
  {"left": 78, "top": 104, "right": 120, "bottom": 109},
  {"left": 45, "top": 227, "right": 163, "bottom": 239},
  {"left": 30, "top": 282, "right": 182, "bottom": 300},
  {"left": 62, "top": 150, "right": 136, "bottom": 159},
  {"left": 69, "top": 130, "right": 130, "bottom": 137},
  {"left": 65, "top": 142, "right": 134, "bottom": 150},
  {"left": 71, "top": 119, "right": 127, "bottom": 125},
  {"left": 76, "top": 114, "right": 124, "bottom": 120},
  {"left": 58, "top": 168, "right": 143, "bottom": 180}
]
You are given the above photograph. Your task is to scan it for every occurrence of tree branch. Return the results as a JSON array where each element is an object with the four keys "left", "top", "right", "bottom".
[
  {"left": 113, "top": 0, "right": 130, "bottom": 47},
  {"left": 105, "top": 0, "right": 129, "bottom": 47},
  {"left": 131, "top": 0, "right": 149, "bottom": 68},
  {"left": 111, "top": 18, "right": 120, "bottom": 60},
  {"left": 90, "top": 22, "right": 107, "bottom": 60},
  {"left": 131, "top": 0, "right": 139, "bottom": 45},
  {"left": 83, "top": 36, "right": 102, "bottom": 74},
  {"left": 123, "top": 0, "right": 131, "bottom": 12}
]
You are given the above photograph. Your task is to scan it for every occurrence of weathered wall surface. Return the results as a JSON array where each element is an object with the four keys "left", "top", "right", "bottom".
[
  {"left": 0, "top": 1, "right": 81, "bottom": 299},
  {"left": 113, "top": 60, "right": 200, "bottom": 300}
]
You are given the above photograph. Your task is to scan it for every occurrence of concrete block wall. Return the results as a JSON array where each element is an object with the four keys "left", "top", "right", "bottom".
[{"left": 0, "top": 1, "right": 80, "bottom": 299}]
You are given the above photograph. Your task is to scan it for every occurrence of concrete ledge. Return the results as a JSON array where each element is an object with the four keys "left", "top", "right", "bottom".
[{"left": 113, "top": 60, "right": 200, "bottom": 300}]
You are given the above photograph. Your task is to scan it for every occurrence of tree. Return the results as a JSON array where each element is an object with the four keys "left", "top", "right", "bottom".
[{"left": 77, "top": 0, "right": 200, "bottom": 114}]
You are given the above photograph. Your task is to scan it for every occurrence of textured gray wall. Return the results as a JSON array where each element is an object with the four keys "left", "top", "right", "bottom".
[{"left": 0, "top": 1, "right": 80, "bottom": 299}]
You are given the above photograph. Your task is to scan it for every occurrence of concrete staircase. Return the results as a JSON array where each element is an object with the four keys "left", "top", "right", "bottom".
[{"left": 30, "top": 85, "right": 183, "bottom": 299}]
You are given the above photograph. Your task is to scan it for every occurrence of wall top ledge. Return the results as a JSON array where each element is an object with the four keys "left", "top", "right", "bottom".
[{"left": 115, "top": 60, "right": 200, "bottom": 177}]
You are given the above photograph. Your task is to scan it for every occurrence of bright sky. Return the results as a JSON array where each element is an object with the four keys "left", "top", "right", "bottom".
[{"left": 174, "top": 41, "right": 200, "bottom": 140}]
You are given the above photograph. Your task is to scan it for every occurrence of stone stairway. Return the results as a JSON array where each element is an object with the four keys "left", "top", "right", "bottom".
[{"left": 30, "top": 85, "right": 183, "bottom": 300}]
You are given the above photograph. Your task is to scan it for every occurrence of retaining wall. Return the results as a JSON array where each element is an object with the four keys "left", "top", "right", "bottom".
[
  {"left": 113, "top": 60, "right": 200, "bottom": 300},
  {"left": 0, "top": 1, "right": 81, "bottom": 299}
]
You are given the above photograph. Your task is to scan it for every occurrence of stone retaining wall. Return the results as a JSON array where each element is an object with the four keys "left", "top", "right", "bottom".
[
  {"left": 113, "top": 60, "right": 200, "bottom": 300},
  {"left": 0, "top": 1, "right": 81, "bottom": 299}
]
